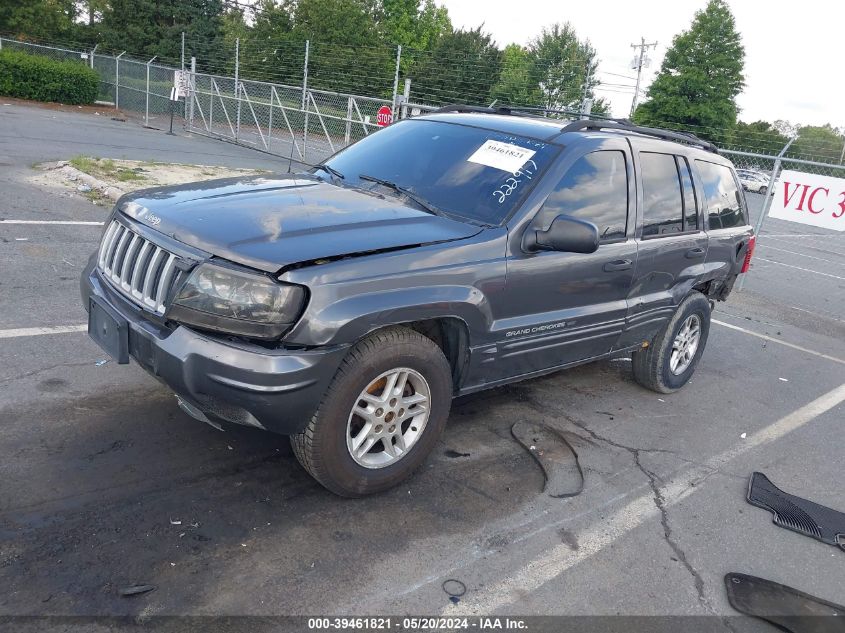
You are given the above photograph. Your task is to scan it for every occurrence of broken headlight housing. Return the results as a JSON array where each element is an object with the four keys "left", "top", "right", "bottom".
[{"left": 167, "top": 262, "right": 306, "bottom": 340}]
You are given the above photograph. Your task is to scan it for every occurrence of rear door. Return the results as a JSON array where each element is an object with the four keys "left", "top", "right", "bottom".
[
  {"left": 696, "top": 160, "right": 754, "bottom": 282},
  {"left": 619, "top": 142, "right": 709, "bottom": 348},
  {"left": 495, "top": 137, "right": 638, "bottom": 378}
]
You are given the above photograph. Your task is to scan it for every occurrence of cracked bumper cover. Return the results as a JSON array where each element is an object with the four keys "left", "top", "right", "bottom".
[{"left": 81, "top": 259, "right": 348, "bottom": 435}]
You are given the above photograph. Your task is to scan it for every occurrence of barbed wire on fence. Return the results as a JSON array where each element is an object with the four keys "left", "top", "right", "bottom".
[{"left": 2, "top": 32, "right": 844, "bottom": 170}]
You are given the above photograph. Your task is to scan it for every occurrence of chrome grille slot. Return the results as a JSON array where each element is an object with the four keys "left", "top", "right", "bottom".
[{"left": 97, "top": 220, "right": 180, "bottom": 314}]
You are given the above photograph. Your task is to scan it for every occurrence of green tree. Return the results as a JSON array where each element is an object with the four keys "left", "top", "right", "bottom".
[
  {"left": 0, "top": 0, "right": 80, "bottom": 42},
  {"left": 490, "top": 44, "right": 543, "bottom": 107},
  {"left": 291, "top": 0, "right": 391, "bottom": 95},
  {"left": 377, "top": 0, "right": 450, "bottom": 52},
  {"left": 791, "top": 124, "right": 845, "bottom": 163},
  {"left": 730, "top": 120, "right": 790, "bottom": 154},
  {"left": 99, "top": 0, "right": 226, "bottom": 64},
  {"left": 409, "top": 26, "right": 501, "bottom": 105},
  {"left": 633, "top": 0, "right": 744, "bottom": 143},
  {"left": 528, "top": 23, "right": 606, "bottom": 114}
]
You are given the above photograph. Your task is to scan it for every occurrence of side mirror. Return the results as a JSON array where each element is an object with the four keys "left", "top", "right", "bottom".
[{"left": 524, "top": 214, "right": 600, "bottom": 254}]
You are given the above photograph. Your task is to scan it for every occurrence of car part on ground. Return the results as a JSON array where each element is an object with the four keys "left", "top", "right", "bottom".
[
  {"left": 631, "top": 292, "right": 712, "bottom": 393},
  {"left": 725, "top": 573, "right": 845, "bottom": 633},
  {"left": 510, "top": 422, "right": 584, "bottom": 498},
  {"left": 747, "top": 472, "right": 845, "bottom": 551},
  {"left": 290, "top": 327, "right": 452, "bottom": 497}
]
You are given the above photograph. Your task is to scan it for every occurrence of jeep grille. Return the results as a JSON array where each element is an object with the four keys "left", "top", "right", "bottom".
[{"left": 97, "top": 220, "right": 180, "bottom": 315}]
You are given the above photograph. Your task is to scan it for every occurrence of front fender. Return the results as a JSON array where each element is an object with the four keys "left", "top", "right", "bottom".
[{"left": 286, "top": 285, "right": 492, "bottom": 347}]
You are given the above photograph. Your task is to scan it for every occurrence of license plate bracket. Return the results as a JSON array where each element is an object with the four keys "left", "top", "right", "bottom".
[{"left": 88, "top": 297, "right": 130, "bottom": 364}]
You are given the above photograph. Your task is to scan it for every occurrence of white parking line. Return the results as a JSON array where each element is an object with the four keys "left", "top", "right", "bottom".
[
  {"left": 450, "top": 382, "right": 845, "bottom": 614},
  {"left": 756, "top": 258, "right": 845, "bottom": 281},
  {"left": 0, "top": 220, "right": 104, "bottom": 226},
  {"left": 760, "top": 244, "right": 845, "bottom": 267},
  {"left": 0, "top": 325, "right": 87, "bottom": 339},
  {"left": 712, "top": 319, "right": 845, "bottom": 366}
]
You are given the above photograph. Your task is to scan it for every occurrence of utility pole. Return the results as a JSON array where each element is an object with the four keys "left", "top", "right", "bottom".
[{"left": 629, "top": 37, "right": 657, "bottom": 117}]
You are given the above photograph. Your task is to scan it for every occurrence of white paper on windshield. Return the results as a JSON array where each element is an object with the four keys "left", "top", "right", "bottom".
[{"left": 467, "top": 140, "right": 536, "bottom": 173}]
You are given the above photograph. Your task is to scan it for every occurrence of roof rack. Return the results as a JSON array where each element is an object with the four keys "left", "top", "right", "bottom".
[
  {"left": 430, "top": 105, "right": 719, "bottom": 153},
  {"left": 560, "top": 119, "right": 719, "bottom": 153}
]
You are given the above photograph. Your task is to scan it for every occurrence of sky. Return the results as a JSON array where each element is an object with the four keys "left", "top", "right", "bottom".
[{"left": 439, "top": 0, "right": 844, "bottom": 129}]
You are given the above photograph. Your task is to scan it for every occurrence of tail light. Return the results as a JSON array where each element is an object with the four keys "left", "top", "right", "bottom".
[{"left": 740, "top": 235, "right": 756, "bottom": 273}]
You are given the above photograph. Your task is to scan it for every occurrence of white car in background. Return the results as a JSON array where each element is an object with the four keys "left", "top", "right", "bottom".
[{"left": 736, "top": 169, "right": 770, "bottom": 194}]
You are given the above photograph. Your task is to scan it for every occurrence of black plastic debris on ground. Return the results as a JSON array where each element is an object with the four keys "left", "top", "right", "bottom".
[
  {"left": 747, "top": 472, "right": 845, "bottom": 551},
  {"left": 510, "top": 421, "right": 584, "bottom": 498},
  {"left": 725, "top": 573, "right": 845, "bottom": 633},
  {"left": 119, "top": 584, "right": 156, "bottom": 597}
]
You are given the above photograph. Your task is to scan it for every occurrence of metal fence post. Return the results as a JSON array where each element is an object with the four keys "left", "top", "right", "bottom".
[
  {"left": 402, "top": 78, "right": 411, "bottom": 119},
  {"left": 90, "top": 44, "right": 97, "bottom": 70},
  {"left": 181, "top": 32, "right": 185, "bottom": 71},
  {"left": 145, "top": 55, "right": 156, "bottom": 127},
  {"left": 188, "top": 57, "right": 196, "bottom": 130},
  {"left": 0, "top": 37, "right": 3, "bottom": 51},
  {"left": 345, "top": 97, "right": 353, "bottom": 145},
  {"left": 115, "top": 51, "right": 126, "bottom": 109},
  {"left": 234, "top": 38, "right": 240, "bottom": 141},
  {"left": 391, "top": 45, "right": 402, "bottom": 116},
  {"left": 737, "top": 137, "right": 796, "bottom": 291},
  {"left": 302, "top": 40, "right": 310, "bottom": 162}
]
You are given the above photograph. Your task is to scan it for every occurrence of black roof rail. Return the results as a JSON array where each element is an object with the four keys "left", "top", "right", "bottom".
[{"left": 561, "top": 119, "right": 719, "bottom": 153}]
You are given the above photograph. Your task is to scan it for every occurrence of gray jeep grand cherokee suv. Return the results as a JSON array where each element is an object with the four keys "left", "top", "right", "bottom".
[{"left": 81, "top": 108, "right": 755, "bottom": 496}]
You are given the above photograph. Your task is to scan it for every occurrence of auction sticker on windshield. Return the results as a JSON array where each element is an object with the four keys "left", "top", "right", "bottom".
[{"left": 468, "top": 140, "right": 537, "bottom": 173}]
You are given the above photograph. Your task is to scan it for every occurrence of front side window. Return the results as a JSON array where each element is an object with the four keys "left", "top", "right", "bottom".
[
  {"left": 534, "top": 150, "right": 628, "bottom": 242},
  {"left": 324, "top": 119, "right": 560, "bottom": 225},
  {"left": 696, "top": 160, "right": 748, "bottom": 230}
]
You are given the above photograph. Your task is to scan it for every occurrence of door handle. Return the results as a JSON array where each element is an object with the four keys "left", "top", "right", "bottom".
[
  {"left": 603, "top": 259, "right": 633, "bottom": 272},
  {"left": 685, "top": 247, "right": 706, "bottom": 259}
]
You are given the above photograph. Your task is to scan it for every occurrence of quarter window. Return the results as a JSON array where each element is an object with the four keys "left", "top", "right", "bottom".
[
  {"left": 696, "top": 161, "right": 748, "bottom": 230},
  {"left": 536, "top": 150, "right": 628, "bottom": 242},
  {"left": 641, "top": 152, "right": 684, "bottom": 237}
]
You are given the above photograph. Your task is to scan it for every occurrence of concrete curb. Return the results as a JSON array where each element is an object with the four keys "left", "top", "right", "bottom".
[{"left": 40, "top": 161, "right": 126, "bottom": 202}]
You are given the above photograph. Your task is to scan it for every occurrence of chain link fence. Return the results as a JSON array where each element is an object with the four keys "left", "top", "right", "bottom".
[{"left": 3, "top": 34, "right": 844, "bottom": 180}]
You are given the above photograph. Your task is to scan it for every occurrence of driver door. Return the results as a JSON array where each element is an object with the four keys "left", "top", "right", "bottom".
[{"left": 494, "top": 139, "right": 638, "bottom": 378}]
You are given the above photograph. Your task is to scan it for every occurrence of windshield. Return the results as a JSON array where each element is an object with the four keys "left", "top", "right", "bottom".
[{"left": 323, "top": 119, "right": 560, "bottom": 225}]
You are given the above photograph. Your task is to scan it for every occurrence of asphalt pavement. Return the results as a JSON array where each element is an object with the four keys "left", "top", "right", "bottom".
[{"left": 1, "top": 102, "right": 843, "bottom": 625}]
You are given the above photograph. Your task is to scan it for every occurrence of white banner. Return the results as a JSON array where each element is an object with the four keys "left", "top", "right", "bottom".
[
  {"left": 768, "top": 169, "right": 845, "bottom": 231},
  {"left": 173, "top": 70, "right": 190, "bottom": 99}
]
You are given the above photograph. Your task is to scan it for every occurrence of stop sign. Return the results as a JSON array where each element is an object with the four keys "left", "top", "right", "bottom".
[{"left": 377, "top": 105, "right": 393, "bottom": 127}]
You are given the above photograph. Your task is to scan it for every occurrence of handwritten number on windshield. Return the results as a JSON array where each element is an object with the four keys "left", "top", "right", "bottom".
[{"left": 493, "top": 160, "right": 537, "bottom": 204}]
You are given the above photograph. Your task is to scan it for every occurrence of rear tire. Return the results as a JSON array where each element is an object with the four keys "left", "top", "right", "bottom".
[
  {"left": 291, "top": 326, "right": 452, "bottom": 497},
  {"left": 631, "top": 292, "right": 711, "bottom": 394}
]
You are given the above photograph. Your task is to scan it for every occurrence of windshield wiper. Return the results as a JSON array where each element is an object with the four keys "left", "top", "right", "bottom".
[
  {"left": 358, "top": 174, "right": 443, "bottom": 217},
  {"left": 314, "top": 163, "right": 345, "bottom": 182}
]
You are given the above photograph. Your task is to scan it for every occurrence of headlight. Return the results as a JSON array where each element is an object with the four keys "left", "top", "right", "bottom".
[{"left": 167, "top": 262, "right": 306, "bottom": 339}]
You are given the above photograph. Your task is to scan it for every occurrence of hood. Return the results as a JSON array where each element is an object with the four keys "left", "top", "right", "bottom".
[{"left": 119, "top": 174, "right": 482, "bottom": 273}]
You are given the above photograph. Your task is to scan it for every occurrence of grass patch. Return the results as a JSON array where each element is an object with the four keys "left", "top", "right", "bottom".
[{"left": 69, "top": 155, "right": 148, "bottom": 183}]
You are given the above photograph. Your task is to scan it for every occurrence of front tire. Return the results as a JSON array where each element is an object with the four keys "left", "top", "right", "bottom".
[
  {"left": 631, "top": 292, "right": 711, "bottom": 393},
  {"left": 291, "top": 326, "right": 452, "bottom": 497}
]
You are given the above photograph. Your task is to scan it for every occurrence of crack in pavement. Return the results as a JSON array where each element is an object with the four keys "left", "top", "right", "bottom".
[
  {"left": 519, "top": 392, "right": 735, "bottom": 621},
  {"left": 0, "top": 361, "right": 93, "bottom": 386}
]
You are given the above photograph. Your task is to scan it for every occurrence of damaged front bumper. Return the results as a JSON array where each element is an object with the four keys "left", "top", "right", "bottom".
[{"left": 81, "top": 256, "right": 348, "bottom": 435}]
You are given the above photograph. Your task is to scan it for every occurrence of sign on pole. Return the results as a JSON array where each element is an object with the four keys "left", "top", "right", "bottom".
[
  {"left": 768, "top": 170, "right": 845, "bottom": 231},
  {"left": 172, "top": 70, "right": 189, "bottom": 100},
  {"left": 376, "top": 105, "right": 393, "bottom": 127}
]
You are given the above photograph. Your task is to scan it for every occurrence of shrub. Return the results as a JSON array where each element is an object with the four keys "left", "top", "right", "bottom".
[{"left": 0, "top": 49, "right": 99, "bottom": 105}]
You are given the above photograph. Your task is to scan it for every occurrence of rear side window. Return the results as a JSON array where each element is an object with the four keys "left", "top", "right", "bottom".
[
  {"left": 696, "top": 161, "right": 748, "bottom": 230},
  {"left": 640, "top": 152, "right": 684, "bottom": 236},
  {"left": 536, "top": 150, "right": 628, "bottom": 242}
]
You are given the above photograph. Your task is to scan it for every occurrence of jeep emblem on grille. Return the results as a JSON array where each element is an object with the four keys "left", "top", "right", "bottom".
[{"left": 146, "top": 214, "right": 161, "bottom": 226}]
